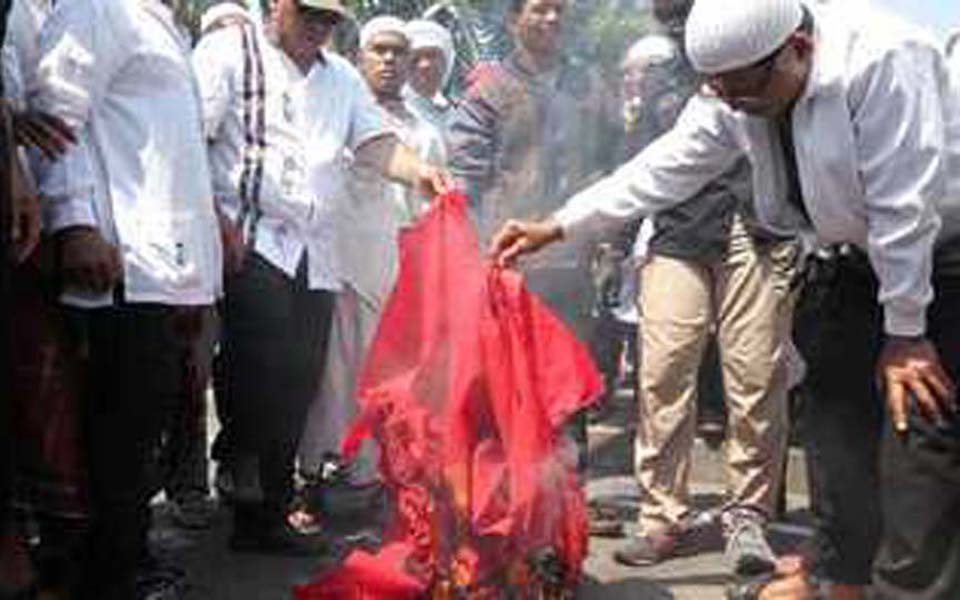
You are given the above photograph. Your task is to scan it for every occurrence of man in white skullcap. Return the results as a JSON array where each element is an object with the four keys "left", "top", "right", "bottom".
[
  {"left": 493, "top": 0, "right": 960, "bottom": 597},
  {"left": 608, "top": 28, "right": 802, "bottom": 582},
  {"left": 193, "top": 0, "right": 450, "bottom": 554},
  {"left": 402, "top": 19, "right": 455, "bottom": 142},
  {"left": 296, "top": 15, "right": 444, "bottom": 520}
]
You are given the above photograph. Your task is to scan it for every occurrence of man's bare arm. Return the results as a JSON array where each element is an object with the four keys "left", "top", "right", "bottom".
[{"left": 355, "top": 134, "right": 452, "bottom": 197}]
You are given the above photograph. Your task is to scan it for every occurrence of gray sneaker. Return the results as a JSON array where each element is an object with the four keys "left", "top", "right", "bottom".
[{"left": 723, "top": 510, "right": 777, "bottom": 577}]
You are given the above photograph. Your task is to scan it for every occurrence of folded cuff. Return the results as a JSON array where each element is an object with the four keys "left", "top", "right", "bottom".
[{"left": 884, "top": 304, "right": 927, "bottom": 338}]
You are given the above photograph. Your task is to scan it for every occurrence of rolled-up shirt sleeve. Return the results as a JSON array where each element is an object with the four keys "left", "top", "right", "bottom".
[
  {"left": 191, "top": 25, "right": 244, "bottom": 222},
  {"left": 2, "top": 40, "right": 25, "bottom": 108},
  {"left": 37, "top": 134, "right": 98, "bottom": 230},
  {"left": 553, "top": 94, "right": 743, "bottom": 241},
  {"left": 446, "top": 84, "right": 498, "bottom": 208},
  {"left": 192, "top": 27, "right": 239, "bottom": 140},
  {"left": 346, "top": 71, "right": 390, "bottom": 151},
  {"left": 851, "top": 44, "right": 945, "bottom": 337},
  {"left": 31, "top": 0, "right": 128, "bottom": 233}
]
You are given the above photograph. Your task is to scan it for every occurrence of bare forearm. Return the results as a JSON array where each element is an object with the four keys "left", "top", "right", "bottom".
[{"left": 355, "top": 134, "right": 425, "bottom": 188}]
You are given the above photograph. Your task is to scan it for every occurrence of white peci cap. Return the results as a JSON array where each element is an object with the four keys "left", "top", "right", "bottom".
[
  {"left": 405, "top": 19, "right": 455, "bottom": 84},
  {"left": 685, "top": 0, "right": 804, "bottom": 75},
  {"left": 360, "top": 15, "right": 408, "bottom": 48},
  {"left": 623, "top": 35, "right": 680, "bottom": 68}
]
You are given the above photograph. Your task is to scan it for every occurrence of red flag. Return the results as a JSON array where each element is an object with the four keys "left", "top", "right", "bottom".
[{"left": 296, "top": 193, "right": 602, "bottom": 599}]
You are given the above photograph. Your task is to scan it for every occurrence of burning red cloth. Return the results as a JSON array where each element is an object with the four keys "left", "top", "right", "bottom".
[{"left": 295, "top": 193, "right": 602, "bottom": 599}]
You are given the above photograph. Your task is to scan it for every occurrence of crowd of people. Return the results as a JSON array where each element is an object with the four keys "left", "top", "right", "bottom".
[{"left": 1, "top": 0, "right": 959, "bottom": 598}]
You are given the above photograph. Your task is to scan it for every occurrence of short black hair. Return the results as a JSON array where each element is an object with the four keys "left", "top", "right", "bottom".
[{"left": 509, "top": 0, "right": 526, "bottom": 14}]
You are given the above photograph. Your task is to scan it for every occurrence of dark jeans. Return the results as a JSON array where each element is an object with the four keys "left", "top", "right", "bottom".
[
  {"left": 800, "top": 249, "right": 960, "bottom": 595},
  {"left": 222, "top": 254, "right": 333, "bottom": 523},
  {"left": 69, "top": 303, "right": 209, "bottom": 600}
]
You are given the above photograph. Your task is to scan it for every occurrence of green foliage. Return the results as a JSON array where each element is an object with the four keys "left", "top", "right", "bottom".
[
  {"left": 569, "top": 3, "right": 654, "bottom": 79},
  {"left": 172, "top": 0, "right": 655, "bottom": 79},
  {"left": 343, "top": 0, "right": 434, "bottom": 20},
  {"left": 341, "top": 1, "right": 653, "bottom": 75}
]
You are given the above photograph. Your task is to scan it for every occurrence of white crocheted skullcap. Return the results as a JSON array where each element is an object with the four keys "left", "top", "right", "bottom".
[
  {"left": 360, "top": 15, "right": 408, "bottom": 48},
  {"left": 685, "top": 0, "right": 803, "bottom": 74},
  {"left": 623, "top": 35, "right": 679, "bottom": 68},
  {"left": 405, "top": 19, "right": 455, "bottom": 82}
]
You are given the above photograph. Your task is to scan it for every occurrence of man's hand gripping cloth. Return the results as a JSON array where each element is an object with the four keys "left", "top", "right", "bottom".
[{"left": 294, "top": 193, "right": 603, "bottom": 599}]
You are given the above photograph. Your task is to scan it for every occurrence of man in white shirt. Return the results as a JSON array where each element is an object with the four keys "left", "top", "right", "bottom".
[
  {"left": 193, "top": 0, "right": 448, "bottom": 554},
  {"left": 297, "top": 16, "right": 445, "bottom": 494},
  {"left": 493, "top": 0, "right": 960, "bottom": 597},
  {"left": 30, "top": 0, "right": 222, "bottom": 597}
]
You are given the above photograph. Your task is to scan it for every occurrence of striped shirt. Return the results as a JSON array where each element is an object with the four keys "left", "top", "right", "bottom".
[{"left": 193, "top": 20, "right": 389, "bottom": 291}]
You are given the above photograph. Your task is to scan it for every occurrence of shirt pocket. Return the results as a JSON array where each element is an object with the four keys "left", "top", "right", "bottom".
[{"left": 124, "top": 210, "right": 212, "bottom": 301}]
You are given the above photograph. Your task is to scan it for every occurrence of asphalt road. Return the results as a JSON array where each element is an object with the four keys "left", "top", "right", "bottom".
[{"left": 157, "top": 389, "right": 813, "bottom": 599}]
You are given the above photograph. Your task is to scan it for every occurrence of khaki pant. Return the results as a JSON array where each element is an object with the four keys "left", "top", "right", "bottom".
[{"left": 635, "top": 217, "right": 797, "bottom": 535}]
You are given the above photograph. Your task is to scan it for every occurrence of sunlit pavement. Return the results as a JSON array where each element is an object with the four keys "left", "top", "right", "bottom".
[{"left": 160, "top": 389, "right": 812, "bottom": 599}]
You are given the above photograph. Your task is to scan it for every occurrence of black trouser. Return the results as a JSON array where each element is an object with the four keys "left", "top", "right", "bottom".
[
  {"left": 223, "top": 254, "right": 333, "bottom": 523},
  {"left": 1, "top": 113, "right": 13, "bottom": 544},
  {"left": 210, "top": 304, "right": 232, "bottom": 467},
  {"left": 0, "top": 265, "right": 10, "bottom": 543},
  {"left": 800, "top": 253, "right": 883, "bottom": 585},
  {"left": 70, "top": 303, "right": 208, "bottom": 600},
  {"left": 800, "top": 250, "right": 960, "bottom": 595},
  {"left": 873, "top": 272, "right": 960, "bottom": 598},
  {"left": 160, "top": 310, "right": 216, "bottom": 502}
]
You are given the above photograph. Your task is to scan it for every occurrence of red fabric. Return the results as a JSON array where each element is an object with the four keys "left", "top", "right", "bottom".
[{"left": 295, "top": 193, "right": 602, "bottom": 599}]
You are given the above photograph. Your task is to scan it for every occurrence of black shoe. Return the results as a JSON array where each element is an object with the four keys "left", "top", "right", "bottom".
[
  {"left": 136, "top": 556, "right": 187, "bottom": 600},
  {"left": 587, "top": 503, "right": 625, "bottom": 538}
]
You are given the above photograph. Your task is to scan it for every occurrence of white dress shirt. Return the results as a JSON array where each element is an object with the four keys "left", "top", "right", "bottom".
[
  {"left": 32, "top": 0, "right": 222, "bottom": 308},
  {"left": 555, "top": 4, "right": 960, "bottom": 338},
  {"left": 334, "top": 99, "right": 444, "bottom": 306},
  {"left": 192, "top": 21, "right": 389, "bottom": 291},
  {"left": 403, "top": 86, "right": 450, "bottom": 161}
]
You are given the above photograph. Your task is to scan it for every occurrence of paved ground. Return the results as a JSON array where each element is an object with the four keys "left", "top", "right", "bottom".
[{"left": 160, "top": 390, "right": 813, "bottom": 599}]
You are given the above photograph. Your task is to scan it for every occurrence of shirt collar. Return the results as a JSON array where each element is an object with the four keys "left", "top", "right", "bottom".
[
  {"left": 266, "top": 27, "right": 328, "bottom": 71},
  {"left": 797, "top": 5, "right": 844, "bottom": 107}
]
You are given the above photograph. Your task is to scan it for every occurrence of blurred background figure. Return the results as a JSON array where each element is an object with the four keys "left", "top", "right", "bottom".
[
  {"left": 403, "top": 18, "right": 456, "bottom": 144},
  {"left": 448, "top": 0, "right": 618, "bottom": 485}
]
